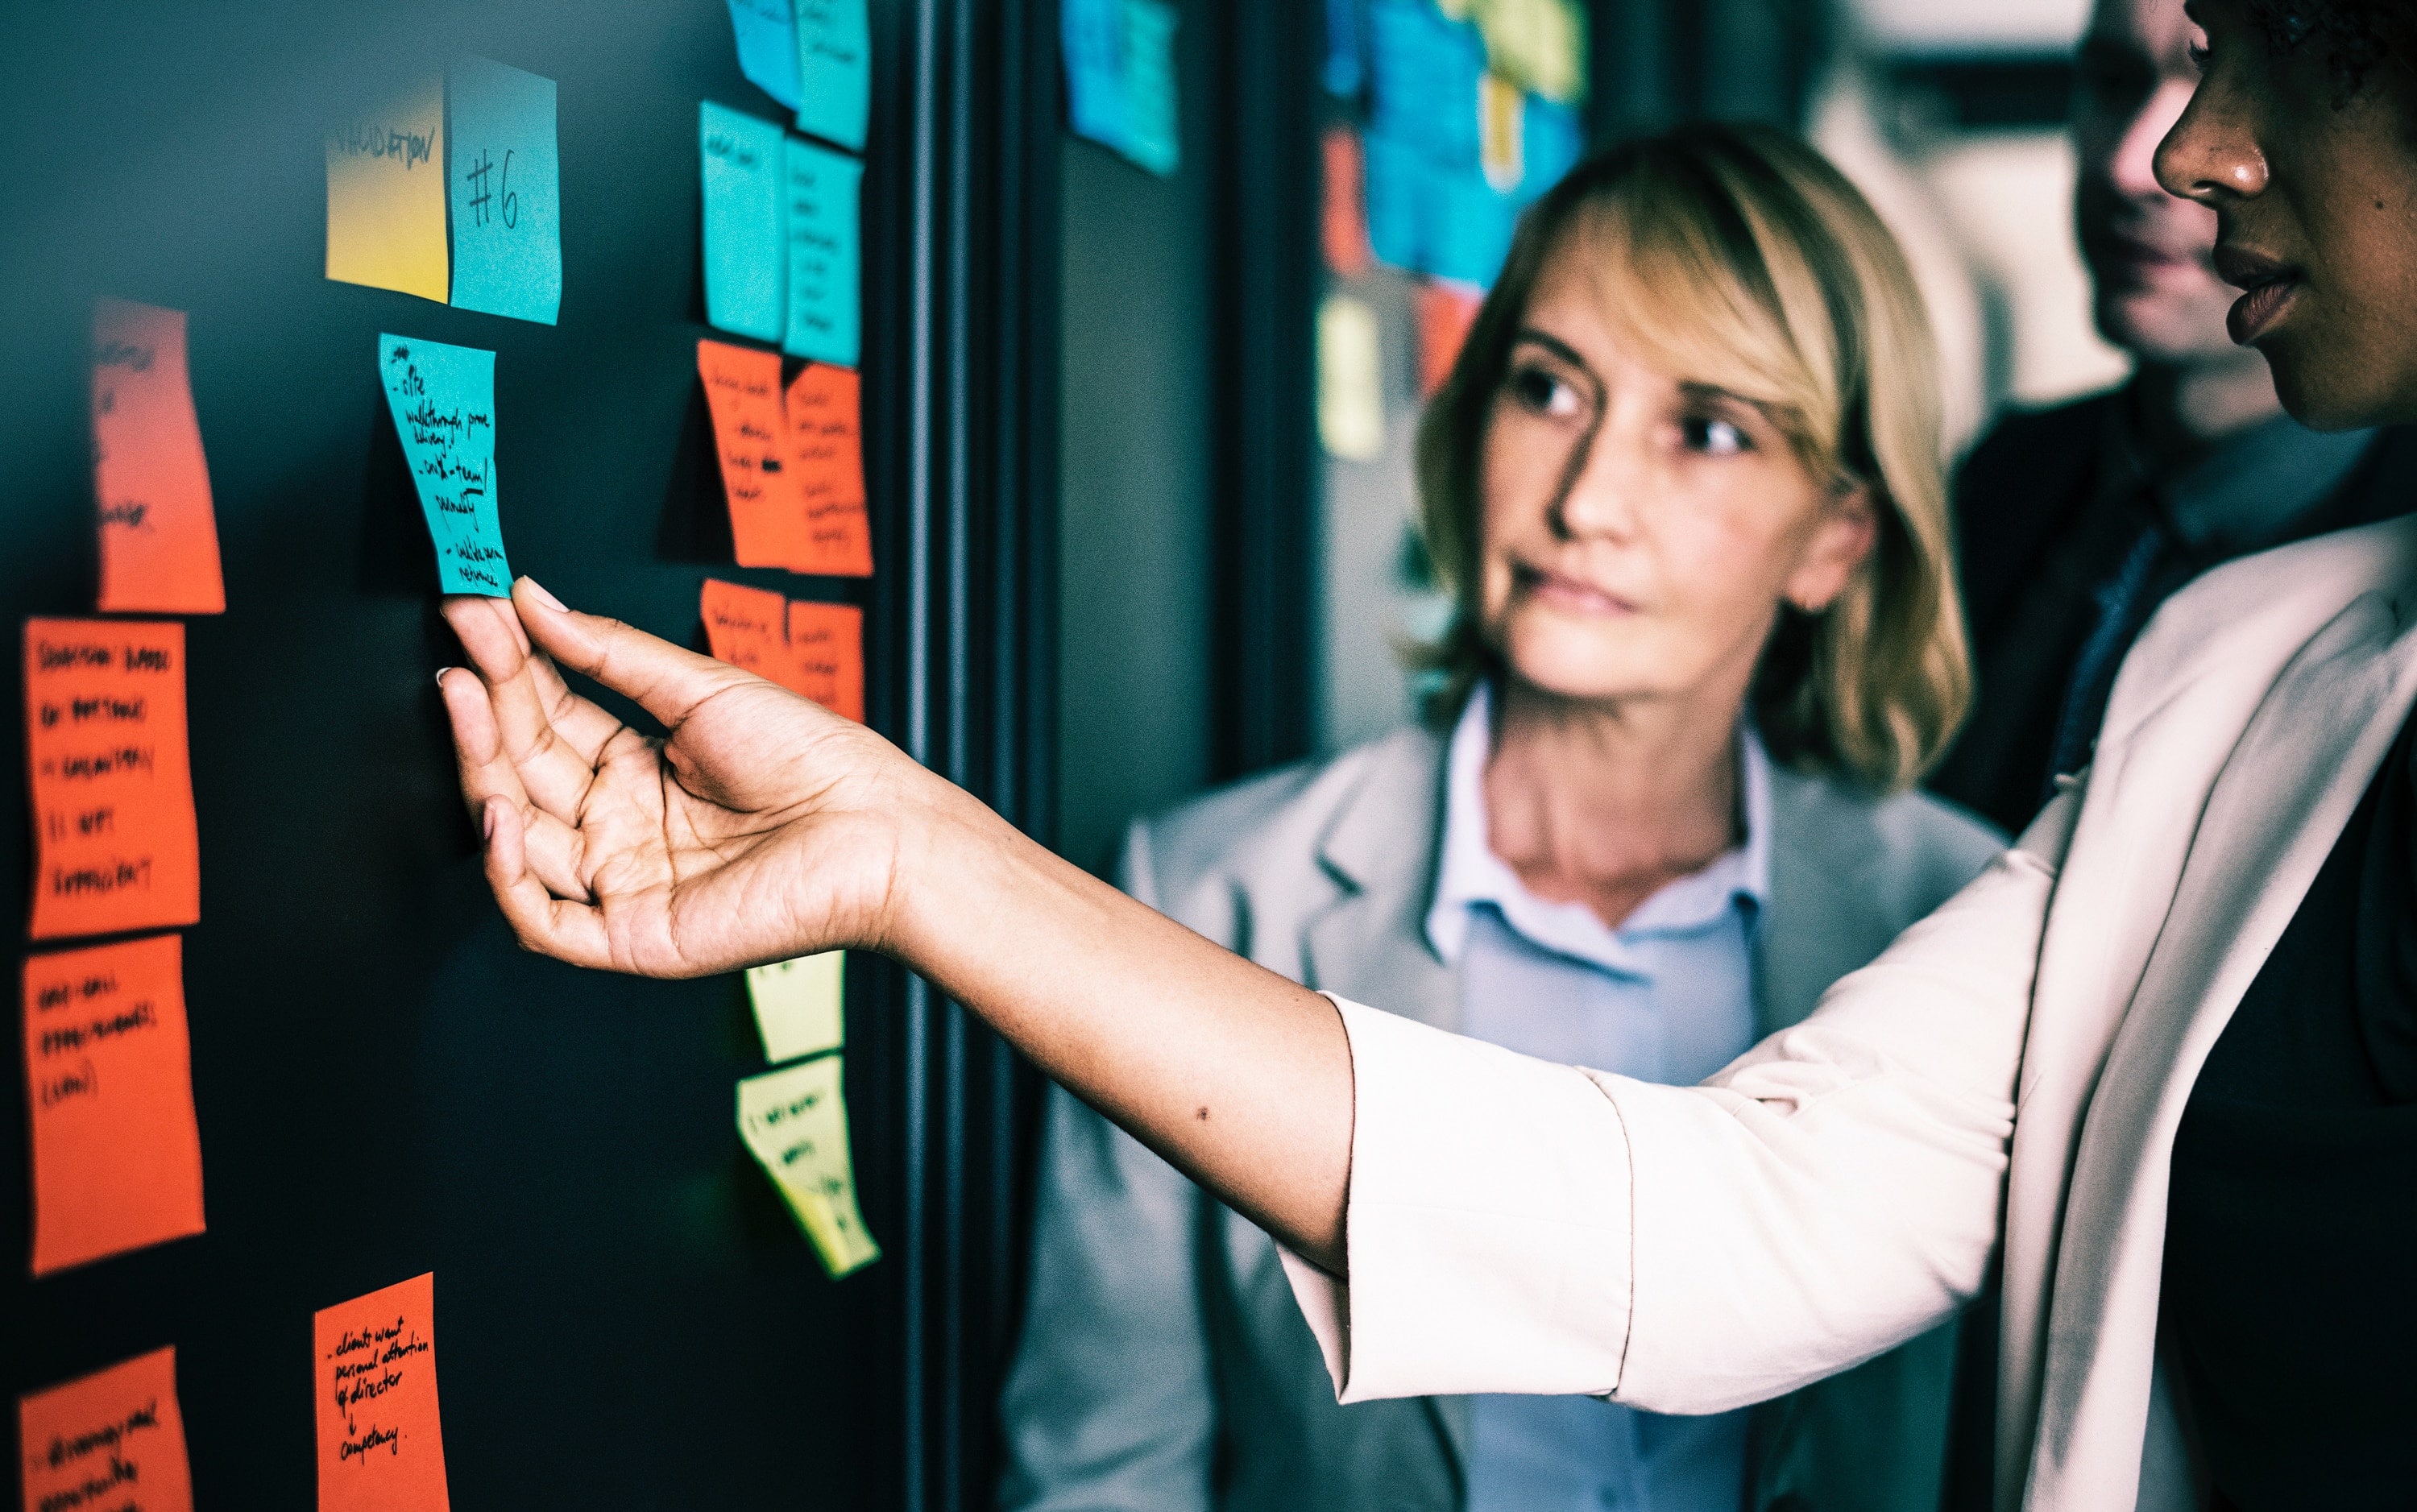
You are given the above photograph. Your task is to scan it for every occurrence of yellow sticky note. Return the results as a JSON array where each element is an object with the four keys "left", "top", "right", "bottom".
[
  {"left": 326, "top": 73, "right": 450, "bottom": 302},
  {"left": 745, "top": 951, "right": 844, "bottom": 1063},
  {"left": 738, "top": 1056, "right": 880, "bottom": 1277},
  {"left": 1476, "top": 0, "right": 1586, "bottom": 106},
  {"left": 1317, "top": 296, "right": 1385, "bottom": 462}
]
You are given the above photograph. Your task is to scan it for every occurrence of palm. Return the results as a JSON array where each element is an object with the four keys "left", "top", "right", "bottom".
[{"left": 437, "top": 590, "right": 907, "bottom": 978}]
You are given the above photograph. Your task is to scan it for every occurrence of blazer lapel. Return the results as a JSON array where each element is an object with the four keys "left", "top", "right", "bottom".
[
  {"left": 1755, "top": 766, "right": 1893, "bottom": 1037},
  {"left": 2017, "top": 590, "right": 2417, "bottom": 1508}
]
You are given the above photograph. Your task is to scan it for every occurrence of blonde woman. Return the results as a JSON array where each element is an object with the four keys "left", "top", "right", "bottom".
[{"left": 988, "top": 126, "right": 1999, "bottom": 1512}]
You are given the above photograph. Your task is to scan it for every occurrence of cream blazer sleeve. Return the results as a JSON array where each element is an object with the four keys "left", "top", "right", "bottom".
[{"left": 1283, "top": 787, "right": 2079, "bottom": 1415}]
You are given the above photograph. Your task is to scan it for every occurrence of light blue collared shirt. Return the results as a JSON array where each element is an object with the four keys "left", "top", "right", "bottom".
[{"left": 1427, "top": 685, "right": 1767, "bottom": 1512}]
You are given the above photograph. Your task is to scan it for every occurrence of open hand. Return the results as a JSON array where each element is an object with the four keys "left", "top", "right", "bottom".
[{"left": 434, "top": 579, "right": 932, "bottom": 978}]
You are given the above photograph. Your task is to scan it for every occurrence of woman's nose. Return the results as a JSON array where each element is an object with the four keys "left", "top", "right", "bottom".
[{"left": 2154, "top": 70, "right": 2270, "bottom": 205}]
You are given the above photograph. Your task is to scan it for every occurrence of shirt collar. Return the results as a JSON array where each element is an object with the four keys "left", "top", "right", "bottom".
[{"left": 1424, "top": 682, "right": 1772, "bottom": 975}]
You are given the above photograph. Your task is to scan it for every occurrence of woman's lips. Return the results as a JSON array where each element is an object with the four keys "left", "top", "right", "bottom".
[
  {"left": 1516, "top": 565, "right": 1636, "bottom": 615},
  {"left": 2213, "top": 246, "right": 2303, "bottom": 345}
]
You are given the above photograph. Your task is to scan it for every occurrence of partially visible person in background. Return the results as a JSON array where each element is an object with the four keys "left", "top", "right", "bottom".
[
  {"left": 1929, "top": 0, "right": 2417, "bottom": 835},
  {"left": 997, "top": 125, "right": 2003, "bottom": 1512}
]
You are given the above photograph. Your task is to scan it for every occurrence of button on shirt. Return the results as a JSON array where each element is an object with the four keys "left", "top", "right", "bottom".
[{"left": 1427, "top": 685, "right": 1768, "bottom": 1512}]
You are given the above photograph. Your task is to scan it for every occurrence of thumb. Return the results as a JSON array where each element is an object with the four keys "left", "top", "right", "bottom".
[{"left": 512, "top": 577, "right": 748, "bottom": 731}]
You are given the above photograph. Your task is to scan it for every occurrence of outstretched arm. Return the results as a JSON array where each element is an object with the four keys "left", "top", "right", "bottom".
[{"left": 434, "top": 582, "right": 1354, "bottom": 1269}]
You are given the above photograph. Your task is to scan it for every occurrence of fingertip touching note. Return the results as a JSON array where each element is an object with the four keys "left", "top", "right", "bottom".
[
  {"left": 92, "top": 299, "right": 225, "bottom": 615},
  {"left": 378, "top": 335, "right": 511, "bottom": 596}
]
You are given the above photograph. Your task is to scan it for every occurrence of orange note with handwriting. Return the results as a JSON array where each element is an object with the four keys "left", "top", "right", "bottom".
[
  {"left": 698, "top": 339, "right": 813, "bottom": 570},
  {"left": 23, "top": 934, "right": 205, "bottom": 1276},
  {"left": 786, "top": 601, "right": 864, "bottom": 723},
  {"left": 25, "top": 619, "right": 201, "bottom": 941},
  {"left": 315, "top": 1273, "right": 451, "bottom": 1512},
  {"left": 699, "top": 578, "right": 790, "bottom": 684},
  {"left": 93, "top": 300, "right": 225, "bottom": 615},
  {"left": 1322, "top": 126, "right": 1372, "bottom": 279},
  {"left": 785, "top": 363, "right": 873, "bottom": 577},
  {"left": 1415, "top": 281, "right": 1483, "bottom": 398},
  {"left": 19, "top": 1346, "right": 193, "bottom": 1512}
]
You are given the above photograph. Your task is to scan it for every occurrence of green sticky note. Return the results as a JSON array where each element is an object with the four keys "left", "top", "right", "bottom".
[
  {"left": 781, "top": 135, "right": 862, "bottom": 366},
  {"left": 793, "top": 0, "right": 870, "bottom": 151},
  {"left": 728, "top": 0, "right": 802, "bottom": 110},
  {"left": 700, "top": 102, "right": 787, "bottom": 342},
  {"left": 446, "top": 57, "right": 562, "bottom": 324},
  {"left": 746, "top": 951, "right": 844, "bottom": 1063},
  {"left": 737, "top": 1056, "right": 881, "bottom": 1278},
  {"left": 378, "top": 333, "right": 510, "bottom": 596}
]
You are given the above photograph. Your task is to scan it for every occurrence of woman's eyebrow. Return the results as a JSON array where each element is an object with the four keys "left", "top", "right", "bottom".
[
  {"left": 1678, "top": 381, "right": 1755, "bottom": 410},
  {"left": 1511, "top": 329, "right": 1590, "bottom": 370}
]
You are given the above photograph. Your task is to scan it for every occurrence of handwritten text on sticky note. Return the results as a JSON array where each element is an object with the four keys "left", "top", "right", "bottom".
[
  {"left": 18, "top": 1347, "right": 193, "bottom": 1512},
  {"left": 782, "top": 136, "right": 863, "bottom": 367},
  {"left": 699, "top": 340, "right": 814, "bottom": 569},
  {"left": 23, "top": 934, "right": 206, "bottom": 1277},
  {"left": 786, "top": 601, "right": 864, "bottom": 723},
  {"left": 379, "top": 335, "right": 510, "bottom": 596},
  {"left": 93, "top": 300, "right": 224, "bottom": 615},
  {"left": 699, "top": 578, "right": 790, "bottom": 684},
  {"left": 728, "top": 0, "right": 803, "bottom": 108},
  {"left": 794, "top": 0, "right": 871, "bottom": 151},
  {"left": 327, "top": 73, "right": 450, "bottom": 302},
  {"left": 738, "top": 1055, "right": 881, "bottom": 1276},
  {"left": 446, "top": 57, "right": 562, "bottom": 325},
  {"left": 25, "top": 620, "right": 201, "bottom": 941},
  {"left": 315, "top": 1273, "right": 451, "bottom": 1512},
  {"left": 785, "top": 363, "right": 873, "bottom": 577},
  {"left": 701, "top": 103, "right": 788, "bottom": 343},
  {"left": 747, "top": 951, "right": 844, "bottom": 1063}
]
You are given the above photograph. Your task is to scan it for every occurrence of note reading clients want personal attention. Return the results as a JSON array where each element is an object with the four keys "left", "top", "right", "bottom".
[
  {"left": 314, "top": 1273, "right": 451, "bottom": 1512},
  {"left": 379, "top": 335, "right": 511, "bottom": 595},
  {"left": 23, "top": 619, "right": 201, "bottom": 941}
]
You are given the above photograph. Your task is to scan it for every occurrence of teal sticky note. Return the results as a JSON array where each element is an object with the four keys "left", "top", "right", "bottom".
[
  {"left": 446, "top": 57, "right": 562, "bottom": 325},
  {"left": 794, "top": 0, "right": 869, "bottom": 152},
  {"left": 378, "top": 334, "right": 510, "bottom": 596},
  {"left": 701, "top": 102, "right": 787, "bottom": 342},
  {"left": 728, "top": 0, "right": 802, "bottom": 110},
  {"left": 1117, "top": 0, "right": 1179, "bottom": 176},
  {"left": 782, "top": 135, "right": 862, "bottom": 367}
]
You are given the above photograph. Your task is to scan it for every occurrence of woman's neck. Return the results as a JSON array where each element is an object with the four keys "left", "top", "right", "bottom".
[{"left": 1481, "top": 677, "right": 1744, "bottom": 931}]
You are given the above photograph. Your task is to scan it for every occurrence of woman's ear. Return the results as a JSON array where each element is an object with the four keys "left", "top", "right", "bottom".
[{"left": 1784, "top": 482, "right": 1879, "bottom": 614}]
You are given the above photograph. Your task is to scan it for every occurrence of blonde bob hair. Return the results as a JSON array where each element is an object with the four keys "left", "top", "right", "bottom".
[{"left": 1414, "top": 122, "right": 1971, "bottom": 793}]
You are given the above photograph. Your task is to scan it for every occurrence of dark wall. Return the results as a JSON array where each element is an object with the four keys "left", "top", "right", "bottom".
[{"left": 1, "top": 4, "right": 919, "bottom": 1505}]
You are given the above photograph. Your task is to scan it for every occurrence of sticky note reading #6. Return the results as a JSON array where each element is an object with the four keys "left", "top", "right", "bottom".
[
  {"left": 23, "top": 934, "right": 207, "bottom": 1277},
  {"left": 446, "top": 57, "right": 562, "bottom": 325},
  {"left": 18, "top": 1347, "right": 193, "bottom": 1512},
  {"left": 379, "top": 335, "right": 511, "bottom": 595},
  {"left": 782, "top": 136, "right": 863, "bottom": 367},
  {"left": 315, "top": 1273, "right": 450, "bottom": 1512},
  {"left": 326, "top": 73, "right": 449, "bottom": 303},
  {"left": 93, "top": 299, "right": 225, "bottom": 615},
  {"left": 700, "top": 101, "right": 787, "bottom": 343},
  {"left": 24, "top": 619, "right": 201, "bottom": 941}
]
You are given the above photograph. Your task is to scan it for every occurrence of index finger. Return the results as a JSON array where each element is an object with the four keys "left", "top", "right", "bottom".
[{"left": 508, "top": 578, "right": 753, "bottom": 733}]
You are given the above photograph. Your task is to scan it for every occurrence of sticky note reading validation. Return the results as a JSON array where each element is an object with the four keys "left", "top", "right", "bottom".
[
  {"left": 23, "top": 934, "right": 206, "bottom": 1277},
  {"left": 18, "top": 1347, "right": 193, "bottom": 1512},
  {"left": 314, "top": 1273, "right": 451, "bottom": 1512},
  {"left": 24, "top": 619, "right": 201, "bottom": 941},
  {"left": 379, "top": 335, "right": 511, "bottom": 596},
  {"left": 326, "top": 72, "right": 450, "bottom": 303}
]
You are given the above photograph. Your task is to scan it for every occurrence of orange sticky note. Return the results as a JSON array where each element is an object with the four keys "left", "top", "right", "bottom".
[
  {"left": 19, "top": 1347, "right": 193, "bottom": 1512},
  {"left": 1415, "top": 281, "right": 1484, "bottom": 398},
  {"left": 786, "top": 601, "right": 864, "bottom": 723},
  {"left": 698, "top": 339, "right": 812, "bottom": 570},
  {"left": 699, "top": 578, "right": 790, "bottom": 683},
  {"left": 92, "top": 300, "right": 225, "bottom": 616},
  {"left": 1322, "top": 126, "right": 1372, "bottom": 279},
  {"left": 784, "top": 363, "right": 873, "bottom": 577},
  {"left": 314, "top": 1273, "right": 451, "bottom": 1512},
  {"left": 25, "top": 619, "right": 201, "bottom": 942},
  {"left": 23, "top": 934, "right": 205, "bottom": 1277}
]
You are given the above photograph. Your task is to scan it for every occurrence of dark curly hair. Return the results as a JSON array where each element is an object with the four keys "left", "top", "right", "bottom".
[{"left": 2250, "top": 0, "right": 2411, "bottom": 102}]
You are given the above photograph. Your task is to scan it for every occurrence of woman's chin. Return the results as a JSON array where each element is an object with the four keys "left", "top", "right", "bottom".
[{"left": 2264, "top": 325, "right": 2417, "bottom": 432}]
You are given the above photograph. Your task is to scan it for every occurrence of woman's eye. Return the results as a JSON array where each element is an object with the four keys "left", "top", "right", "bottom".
[
  {"left": 1682, "top": 415, "right": 1750, "bottom": 455},
  {"left": 1509, "top": 367, "right": 1583, "bottom": 418}
]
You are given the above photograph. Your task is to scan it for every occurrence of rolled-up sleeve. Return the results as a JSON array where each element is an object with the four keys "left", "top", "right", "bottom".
[{"left": 1284, "top": 793, "right": 2071, "bottom": 1411}]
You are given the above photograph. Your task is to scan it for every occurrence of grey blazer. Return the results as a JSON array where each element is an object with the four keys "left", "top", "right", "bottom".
[{"left": 999, "top": 725, "right": 2007, "bottom": 1512}]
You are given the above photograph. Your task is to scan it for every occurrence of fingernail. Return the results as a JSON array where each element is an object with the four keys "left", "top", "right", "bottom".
[
  {"left": 520, "top": 578, "right": 568, "bottom": 612},
  {"left": 482, "top": 799, "right": 498, "bottom": 841},
  {"left": 434, "top": 667, "right": 455, "bottom": 689}
]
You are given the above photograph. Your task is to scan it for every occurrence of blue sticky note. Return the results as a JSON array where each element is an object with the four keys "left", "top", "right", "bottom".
[
  {"left": 1061, "top": 0, "right": 1126, "bottom": 151},
  {"left": 378, "top": 335, "right": 509, "bottom": 596},
  {"left": 446, "top": 57, "right": 562, "bottom": 325},
  {"left": 1323, "top": 0, "right": 1365, "bottom": 97},
  {"left": 1365, "top": 130, "right": 1427, "bottom": 273},
  {"left": 1428, "top": 172, "right": 1519, "bottom": 289},
  {"left": 1117, "top": 0, "right": 1180, "bottom": 176},
  {"left": 794, "top": 0, "right": 870, "bottom": 152},
  {"left": 783, "top": 135, "right": 862, "bottom": 366},
  {"left": 728, "top": 0, "right": 802, "bottom": 109},
  {"left": 1521, "top": 95, "right": 1585, "bottom": 202},
  {"left": 1369, "top": 0, "right": 1482, "bottom": 172},
  {"left": 701, "top": 102, "right": 787, "bottom": 342}
]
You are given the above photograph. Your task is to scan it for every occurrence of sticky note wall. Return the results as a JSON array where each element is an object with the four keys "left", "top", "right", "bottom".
[
  {"left": 314, "top": 1273, "right": 451, "bottom": 1512},
  {"left": 699, "top": 579, "right": 865, "bottom": 722},
  {"left": 23, "top": 934, "right": 207, "bottom": 1277},
  {"left": 24, "top": 619, "right": 201, "bottom": 941},
  {"left": 18, "top": 1348, "right": 194, "bottom": 1512},
  {"left": 379, "top": 334, "right": 512, "bottom": 596},
  {"left": 91, "top": 300, "right": 225, "bottom": 615}
]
